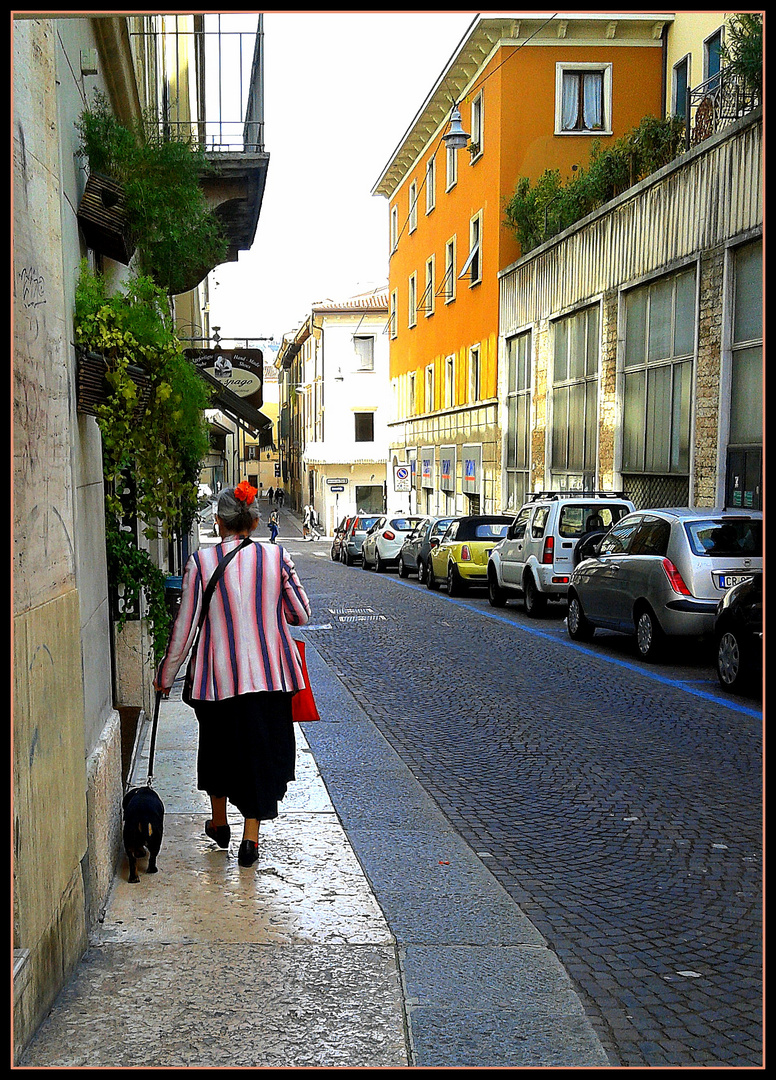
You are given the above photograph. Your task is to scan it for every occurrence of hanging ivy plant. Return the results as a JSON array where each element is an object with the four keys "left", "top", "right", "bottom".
[
  {"left": 76, "top": 91, "right": 229, "bottom": 296},
  {"left": 75, "top": 260, "right": 213, "bottom": 661}
]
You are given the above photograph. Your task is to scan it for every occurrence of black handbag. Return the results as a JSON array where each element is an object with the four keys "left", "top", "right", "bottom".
[{"left": 182, "top": 537, "right": 252, "bottom": 704}]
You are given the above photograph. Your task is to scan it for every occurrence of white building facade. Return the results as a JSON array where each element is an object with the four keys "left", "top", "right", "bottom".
[{"left": 277, "top": 288, "right": 391, "bottom": 533}]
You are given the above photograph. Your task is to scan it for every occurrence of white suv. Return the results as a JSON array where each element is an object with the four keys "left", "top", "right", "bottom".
[{"left": 487, "top": 492, "right": 635, "bottom": 615}]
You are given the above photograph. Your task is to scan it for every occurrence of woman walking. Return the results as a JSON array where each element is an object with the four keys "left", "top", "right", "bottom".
[{"left": 154, "top": 481, "right": 312, "bottom": 867}]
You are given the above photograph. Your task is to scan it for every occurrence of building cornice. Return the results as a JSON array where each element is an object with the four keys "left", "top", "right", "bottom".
[{"left": 371, "top": 13, "right": 673, "bottom": 201}]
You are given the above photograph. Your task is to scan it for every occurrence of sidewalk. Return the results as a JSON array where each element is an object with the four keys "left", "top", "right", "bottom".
[{"left": 19, "top": 509, "right": 610, "bottom": 1068}]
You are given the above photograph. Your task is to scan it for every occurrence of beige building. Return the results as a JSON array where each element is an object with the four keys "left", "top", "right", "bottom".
[{"left": 12, "top": 13, "right": 268, "bottom": 1060}]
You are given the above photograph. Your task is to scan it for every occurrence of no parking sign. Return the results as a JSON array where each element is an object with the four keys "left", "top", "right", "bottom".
[{"left": 394, "top": 465, "right": 411, "bottom": 492}]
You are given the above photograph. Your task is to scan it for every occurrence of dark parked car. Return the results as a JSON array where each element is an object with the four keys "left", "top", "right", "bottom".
[
  {"left": 397, "top": 516, "right": 455, "bottom": 584},
  {"left": 340, "top": 514, "right": 381, "bottom": 565},
  {"left": 714, "top": 574, "right": 763, "bottom": 693},
  {"left": 330, "top": 516, "right": 353, "bottom": 562}
]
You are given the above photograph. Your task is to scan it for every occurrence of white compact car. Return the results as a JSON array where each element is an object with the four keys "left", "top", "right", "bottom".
[
  {"left": 361, "top": 513, "right": 425, "bottom": 572},
  {"left": 487, "top": 492, "right": 635, "bottom": 615}
]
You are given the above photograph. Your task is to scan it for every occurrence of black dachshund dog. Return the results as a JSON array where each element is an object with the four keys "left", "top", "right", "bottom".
[{"left": 122, "top": 786, "right": 165, "bottom": 884}]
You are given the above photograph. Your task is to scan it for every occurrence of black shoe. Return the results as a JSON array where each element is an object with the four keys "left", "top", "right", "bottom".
[
  {"left": 205, "top": 820, "right": 231, "bottom": 848},
  {"left": 238, "top": 839, "right": 259, "bottom": 867}
]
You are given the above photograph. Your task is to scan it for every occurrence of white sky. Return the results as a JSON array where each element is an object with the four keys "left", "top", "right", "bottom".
[{"left": 207, "top": 10, "right": 478, "bottom": 343}]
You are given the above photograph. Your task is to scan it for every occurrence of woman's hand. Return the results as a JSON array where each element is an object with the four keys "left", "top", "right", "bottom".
[{"left": 153, "top": 675, "right": 171, "bottom": 698}]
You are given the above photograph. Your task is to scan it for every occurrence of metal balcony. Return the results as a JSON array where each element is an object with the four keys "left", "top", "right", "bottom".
[
  {"left": 685, "top": 66, "right": 761, "bottom": 150},
  {"left": 130, "top": 13, "right": 269, "bottom": 259}
]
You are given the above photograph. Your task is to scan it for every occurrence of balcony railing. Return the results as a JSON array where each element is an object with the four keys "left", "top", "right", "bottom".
[
  {"left": 685, "top": 66, "right": 760, "bottom": 150},
  {"left": 130, "top": 14, "right": 264, "bottom": 154}
]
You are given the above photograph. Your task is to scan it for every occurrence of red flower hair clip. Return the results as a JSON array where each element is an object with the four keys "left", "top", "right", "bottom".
[{"left": 234, "top": 480, "right": 258, "bottom": 506}]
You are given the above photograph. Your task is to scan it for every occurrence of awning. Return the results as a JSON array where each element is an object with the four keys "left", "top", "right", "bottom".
[{"left": 197, "top": 366, "right": 273, "bottom": 436}]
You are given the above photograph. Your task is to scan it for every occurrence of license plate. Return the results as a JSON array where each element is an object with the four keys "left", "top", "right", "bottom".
[{"left": 717, "top": 573, "right": 755, "bottom": 590}]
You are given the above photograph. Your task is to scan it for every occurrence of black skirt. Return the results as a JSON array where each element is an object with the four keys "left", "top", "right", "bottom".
[{"left": 193, "top": 691, "right": 296, "bottom": 820}]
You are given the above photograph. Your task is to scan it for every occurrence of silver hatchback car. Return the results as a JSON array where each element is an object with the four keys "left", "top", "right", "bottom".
[{"left": 566, "top": 507, "right": 762, "bottom": 661}]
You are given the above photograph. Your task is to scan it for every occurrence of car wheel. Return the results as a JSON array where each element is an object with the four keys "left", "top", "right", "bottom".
[
  {"left": 375, "top": 551, "right": 384, "bottom": 573},
  {"left": 398, "top": 555, "right": 409, "bottom": 578},
  {"left": 567, "top": 592, "right": 595, "bottom": 642},
  {"left": 362, "top": 550, "right": 371, "bottom": 569},
  {"left": 488, "top": 569, "right": 507, "bottom": 608},
  {"left": 523, "top": 574, "right": 547, "bottom": 617},
  {"left": 426, "top": 561, "right": 440, "bottom": 590},
  {"left": 716, "top": 628, "right": 748, "bottom": 692},
  {"left": 447, "top": 563, "right": 466, "bottom": 596},
  {"left": 635, "top": 604, "right": 664, "bottom": 662},
  {"left": 417, "top": 559, "right": 427, "bottom": 585}
]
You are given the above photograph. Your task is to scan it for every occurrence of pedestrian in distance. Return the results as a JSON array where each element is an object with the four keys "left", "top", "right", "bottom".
[
  {"left": 154, "top": 481, "right": 312, "bottom": 868},
  {"left": 268, "top": 509, "right": 279, "bottom": 544},
  {"left": 267, "top": 486, "right": 274, "bottom": 505},
  {"left": 275, "top": 487, "right": 285, "bottom": 508},
  {"left": 302, "top": 503, "right": 312, "bottom": 540}
]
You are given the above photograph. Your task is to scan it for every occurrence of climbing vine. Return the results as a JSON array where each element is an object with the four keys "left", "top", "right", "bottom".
[{"left": 75, "top": 261, "right": 213, "bottom": 661}]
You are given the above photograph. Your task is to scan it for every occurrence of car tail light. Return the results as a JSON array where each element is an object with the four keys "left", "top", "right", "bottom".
[
  {"left": 552, "top": 576, "right": 569, "bottom": 584},
  {"left": 383, "top": 530, "right": 396, "bottom": 541},
  {"left": 460, "top": 545, "right": 472, "bottom": 561},
  {"left": 542, "top": 536, "right": 554, "bottom": 564},
  {"left": 662, "top": 558, "right": 691, "bottom": 596}
]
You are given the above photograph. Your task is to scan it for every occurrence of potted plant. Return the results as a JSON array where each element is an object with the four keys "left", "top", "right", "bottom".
[{"left": 76, "top": 92, "right": 228, "bottom": 295}]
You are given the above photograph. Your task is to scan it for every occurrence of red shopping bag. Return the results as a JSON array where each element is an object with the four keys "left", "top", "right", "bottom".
[{"left": 292, "top": 640, "right": 320, "bottom": 722}]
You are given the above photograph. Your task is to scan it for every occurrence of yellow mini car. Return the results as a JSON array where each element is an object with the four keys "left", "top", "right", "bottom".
[{"left": 427, "top": 515, "right": 513, "bottom": 595}]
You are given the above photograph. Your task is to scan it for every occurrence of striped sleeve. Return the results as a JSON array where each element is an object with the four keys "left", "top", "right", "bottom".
[
  {"left": 280, "top": 547, "right": 312, "bottom": 626},
  {"left": 156, "top": 553, "right": 203, "bottom": 688}
]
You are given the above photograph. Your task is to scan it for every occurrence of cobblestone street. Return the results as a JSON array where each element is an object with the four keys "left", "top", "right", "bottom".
[{"left": 293, "top": 542, "right": 763, "bottom": 1068}]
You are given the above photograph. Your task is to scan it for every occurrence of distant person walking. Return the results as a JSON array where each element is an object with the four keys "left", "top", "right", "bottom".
[
  {"left": 267, "top": 486, "right": 274, "bottom": 505},
  {"left": 268, "top": 509, "right": 279, "bottom": 544},
  {"left": 275, "top": 487, "right": 285, "bottom": 508}
]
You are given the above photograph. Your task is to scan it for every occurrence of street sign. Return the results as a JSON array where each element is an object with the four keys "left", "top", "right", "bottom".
[
  {"left": 326, "top": 477, "right": 349, "bottom": 486},
  {"left": 330, "top": 485, "right": 345, "bottom": 492},
  {"left": 394, "top": 465, "right": 411, "bottom": 492}
]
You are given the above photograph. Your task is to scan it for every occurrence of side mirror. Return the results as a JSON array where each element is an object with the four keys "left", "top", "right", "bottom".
[{"left": 429, "top": 538, "right": 440, "bottom": 549}]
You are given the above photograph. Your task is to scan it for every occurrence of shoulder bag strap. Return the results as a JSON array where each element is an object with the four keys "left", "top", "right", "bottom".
[{"left": 196, "top": 536, "right": 253, "bottom": 633}]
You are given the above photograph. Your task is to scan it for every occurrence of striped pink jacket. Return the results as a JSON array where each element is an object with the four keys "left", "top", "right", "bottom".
[{"left": 157, "top": 537, "right": 312, "bottom": 701}]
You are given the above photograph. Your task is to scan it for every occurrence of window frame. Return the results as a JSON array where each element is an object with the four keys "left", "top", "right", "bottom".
[
  {"left": 390, "top": 205, "right": 398, "bottom": 254},
  {"left": 469, "top": 90, "right": 483, "bottom": 160},
  {"left": 425, "top": 156, "right": 436, "bottom": 214},
  {"left": 354, "top": 411, "right": 375, "bottom": 443},
  {"left": 555, "top": 62, "right": 612, "bottom": 136},
  {"left": 425, "top": 364, "right": 435, "bottom": 414},
  {"left": 444, "top": 236, "right": 457, "bottom": 304},
  {"left": 353, "top": 335, "right": 375, "bottom": 371},
  {"left": 389, "top": 289, "right": 398, "bottom": 340},
  {"left": 423, "top": 254, "right": 435, "bottom": 318},
  {"left": 504, "top": 330, "right": 532, "bottom": 513},
  {"left": 408, "top": 179, "right": 418, "bottom": 233},
  {"left": 469, "top": 344, "right": 481, "bottom": 403},
  {"left": 446, "top": 142, "right": 458, "bottom": 190},
  {"left": 550, "top": 303, "right": 600, "bottom": 489},
  {"left": 459, "top": 212, "right": 482, "bottom": 287},
  {"left": 444, "top": 354, "right": 455, "bottom": 409},
  {"left": 672, "top": 54, "right": 690, "bottom": 119},
  {"left": 408, "top": 272, "right": 417, "bottom": 328}
]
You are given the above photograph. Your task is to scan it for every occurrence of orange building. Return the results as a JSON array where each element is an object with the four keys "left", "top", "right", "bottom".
[{"left": 373, "top": 13, "right": 669, "bottom": 514}]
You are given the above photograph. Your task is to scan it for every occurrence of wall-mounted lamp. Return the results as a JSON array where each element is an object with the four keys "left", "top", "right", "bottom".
[{"left": 442, "top": 105, "right": 470, "bottom": 151}]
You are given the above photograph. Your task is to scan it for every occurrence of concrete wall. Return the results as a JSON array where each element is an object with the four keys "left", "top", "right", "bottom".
[{"left": 13, "top": 17, "right": 123, "bottom": 1058}]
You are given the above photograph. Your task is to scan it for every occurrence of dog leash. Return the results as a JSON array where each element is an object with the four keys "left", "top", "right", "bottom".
[{"left": 146, "top": 689, "right": 162, "bottom": 788}]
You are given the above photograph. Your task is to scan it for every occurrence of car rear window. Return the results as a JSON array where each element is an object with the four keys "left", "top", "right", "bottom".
[
  {"left": 456, "top": 520, "right": 511, "bottom": 541},
  {"left": 355, "top": 516, "right": 379, "bottom": 531},
  {"left": 390, "top": 517, "right": 424, "bottom": 532},
  {"left": 685, "top": 518, "right": 762, "bottom": 557},
  {"left": 558, "top": 504, "right": 631, "bottom": 538}
]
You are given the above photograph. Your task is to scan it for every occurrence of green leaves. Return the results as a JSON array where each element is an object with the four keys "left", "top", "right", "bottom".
[
  {"left": 504, "top": 115, "right": 685, "bottom": 254},
  {"left": 75, "top": 261, "right": 213, "bottom": 662}
]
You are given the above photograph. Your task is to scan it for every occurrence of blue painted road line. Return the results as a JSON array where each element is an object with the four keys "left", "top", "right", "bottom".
[{"left": 394, "top": 577, "right": 763, "bottom": 720}]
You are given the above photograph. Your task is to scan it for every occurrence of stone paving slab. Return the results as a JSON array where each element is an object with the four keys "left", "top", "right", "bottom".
[{"left": 20, "top": 943, "right": 408, "bottom": 1069}]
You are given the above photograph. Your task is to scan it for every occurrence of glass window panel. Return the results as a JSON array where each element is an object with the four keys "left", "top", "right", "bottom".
[
  {"left": 730, "top": 345, "right": 763, "bottom": 443},
  {"left": 516, "top": 395, "right": 529, "bottom": 470},
  {"left": 586, "top": 305, "right": 599, "bottom": 375},
  {"left": 570, "top": 312, "right": 586, "bottom": 379},
  {"left": 648, "top": 278, "right": 672, "bottom": 362},
  {"left": 645, "top": 365, "right": 672, "bottom": 472},
  {"left": 671, "top": 360, "right": 692, "bottom": 471},
  {"left": 518, "top": 332, "right": 530, "bottom": 391},
  {"left": 734, "top": 241, "right": 763, "bottom": 344},
  {"left": 622, "top": 370, "right": 645, "bottom": 471},
  {"left": 506, "top": 395, "right": 517, "bottom": 466},
  {"left": 554, "top": 320, "right": 568, "bottom": 382},
  {"left": 552, "top": 387, "right": 569, "bottom": 470},
  {"left": 584, "top": 379, "right": 598, "bottom": 471},
  {"left": 673, "top": 270, "right": 696, "bottom": 358},
  {"left": 624, "top": 288, "right": 647, "bottom": 367},
  {"left": 567, "top": 382, "right": 585, "bottom": 471}
]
